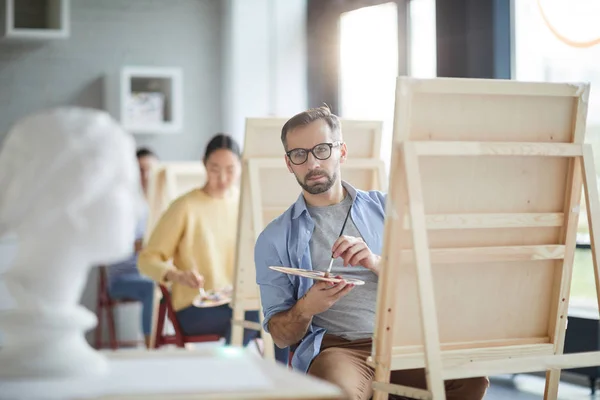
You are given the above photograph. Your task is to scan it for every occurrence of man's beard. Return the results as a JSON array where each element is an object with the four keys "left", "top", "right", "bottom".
[{"left": 296, "top": 169, "right": 337, "bottom": 195}]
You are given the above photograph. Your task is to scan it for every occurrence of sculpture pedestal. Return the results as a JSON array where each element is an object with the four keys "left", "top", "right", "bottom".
[
  {"left": 0, "top": 347, "right": 345, "bottom": 400},
  {"left": 0, "top": 305, "right": 108, "bottom": 379}
]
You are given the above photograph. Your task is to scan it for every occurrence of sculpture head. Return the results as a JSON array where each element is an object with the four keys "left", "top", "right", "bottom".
[{"left": 0, "top": 107, "right": 142, "bottom": 268}]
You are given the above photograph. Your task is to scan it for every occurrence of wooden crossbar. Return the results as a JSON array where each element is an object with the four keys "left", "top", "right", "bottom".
[
  {"left": 412, "top": 142, "right": 583, "bottom": 157},
  {"left": 403, "top": 212, "right": 564, "bottom": 230},
  {"left": 369, "top": 343, "right": 555, "bottom": 370},
  {"left": 399, "top": 245, "right": 564, "bottom": 264},
  {"left": 372, "top": 382, "right": 432, "bottom": 400},
  {"left": 231, "top": 320, "right": 262, "bottom": 330},
  {"left": 372, "top": 350, "right": 600, "bottom": 400},
  {"left": 388, "top": 336, "right": 551, "bottom": 356},
  {"left": 408, "top": 77, "right": 587, "bottom": 97},
  {"left": 443, "top": 351, "right": 600, "bottom": 380},
  {"left": 261, "top": 209, "right": 566, "bottom": 231}
]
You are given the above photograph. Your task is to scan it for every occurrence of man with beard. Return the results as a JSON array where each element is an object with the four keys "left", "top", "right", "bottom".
[{"left": 254, "top": 105, "right": 489, "bottom": 400}]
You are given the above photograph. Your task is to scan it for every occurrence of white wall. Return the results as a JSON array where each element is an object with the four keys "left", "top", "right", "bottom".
[
  {"left": 0, "top": 0, "right": 223, "bottom": 161},
  {"left": 0, "top": 0, "right": 308, "bottom": 348},
  {"left": 222, "top": 0, "right": 308, "bottom": 147}
]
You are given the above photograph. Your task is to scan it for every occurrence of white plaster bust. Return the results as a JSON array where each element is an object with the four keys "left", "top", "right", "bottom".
[{"left": 0, "top": 107, "right": 142, "bottom": 379}]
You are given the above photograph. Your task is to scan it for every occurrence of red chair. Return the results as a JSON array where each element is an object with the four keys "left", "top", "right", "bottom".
[
  {"left": 288, "top": 344, "right": 298, "bottom": 368},
  {"left": 154, "top": 284, "right": 221, "bottom": 348},
  {"left": 94, "top": 265, "right": 143, "bottom": 350}
]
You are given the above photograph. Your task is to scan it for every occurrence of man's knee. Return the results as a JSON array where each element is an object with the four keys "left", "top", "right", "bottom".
[
  {"left": 308, "top": 348, "right": 372, "bottom": 400},
  {"left": 469, "top": 377, "right": 490, "bottom": 398},
  {"left": 448, "top": 376, "right": 489, "bottom": 400},
  {"left": 307, "top": 348, "right": 341, "bottom": 381}
]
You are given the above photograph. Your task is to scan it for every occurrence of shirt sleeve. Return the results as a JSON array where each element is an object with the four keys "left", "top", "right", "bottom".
[
  {"left": 254, "top": 229, "right": 296, "bottom": 333},
  {"left": 369, "top": 190, "right": 388, "bottom": 217},
  {"left": 137, "top": 197, "right": 186, "bottom": 284}
]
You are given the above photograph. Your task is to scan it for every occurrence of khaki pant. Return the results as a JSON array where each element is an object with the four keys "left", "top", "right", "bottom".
[{"left": 308, "top": 335, "right": 489, "bottom": 400}]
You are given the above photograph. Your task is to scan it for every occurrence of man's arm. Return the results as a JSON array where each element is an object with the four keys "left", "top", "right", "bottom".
[
  {"left": 254, "top": 229, "right": 299, "bottom": 348},
  {"left": 266, "top": 296, "right": 312, "bottom": 348},
  {"left": 267, "top": 279, "right": 354, "bottom": 348},
  {"left": 138, "top": 197, "right": 188, "bottom": 285}
]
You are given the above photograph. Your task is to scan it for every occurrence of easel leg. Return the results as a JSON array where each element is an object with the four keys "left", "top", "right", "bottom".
[
  {"left": 246, "top": 159, "right": 275, "bottom": 360},
  {"left": 581, "top": 145, "right": 600, "bottom": 318},
  {"left": 545, "top": 147, "right": 600, "bottom": 400},
  {"left": 372, "top": 154, "right": 405, "bottom": 400},
  {"left": 402, "top": 143, "right": 446, "bottom": 400},
  {"left": 230, "top": 303, "right": 245, "bottom": 347},
  {"left": 544, "top": 369, "right": 561, "bottom": 400}
]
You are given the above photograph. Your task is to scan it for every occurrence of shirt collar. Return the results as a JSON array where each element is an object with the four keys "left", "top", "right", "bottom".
[{"left": 291, "top": 180, "right": 358, "bottom": 220}]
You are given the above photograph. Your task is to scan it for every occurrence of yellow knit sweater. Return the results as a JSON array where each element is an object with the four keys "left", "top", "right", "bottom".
[{"left": 138, "top": 188, "right": 239, "bottom": 311}]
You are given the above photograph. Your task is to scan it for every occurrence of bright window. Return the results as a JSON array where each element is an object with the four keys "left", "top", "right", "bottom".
[
  {"left": 513, "top": 0, "right": 600, "bottom": 136},
  {"left": 339, "top": 2, "right": 398, "bottom": 171},
  {"left": 513, "top": 0, "right": 600, "bottom": 311},
  {"left": 339, "top": 0, "right": 436, "bottom": 170},
  {"left": 408, "top": 0, "right": 437, "bottom": 78}
]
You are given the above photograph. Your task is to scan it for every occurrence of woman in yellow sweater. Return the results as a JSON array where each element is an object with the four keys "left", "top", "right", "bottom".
[{"left": 138, "top": 134, "right": 288, "bottom": 364}]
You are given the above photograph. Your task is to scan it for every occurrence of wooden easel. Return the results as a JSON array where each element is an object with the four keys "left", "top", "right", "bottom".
[
  {"left": 144, "top": 161, "right": 207, "bottom": 349},
  {"left": 370, "top": 77, "right": 600, "bottom": 400},
  {"left": 230, "top": 117, "right": 387, "bottom": 358},
  {"left": 145, "top": 162, "right": 207, "bottom": 241}
]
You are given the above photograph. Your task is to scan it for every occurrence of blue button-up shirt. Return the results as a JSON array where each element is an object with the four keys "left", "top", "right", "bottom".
[{"left": 254, "top": 181, "right": 387, "bottom": 372}]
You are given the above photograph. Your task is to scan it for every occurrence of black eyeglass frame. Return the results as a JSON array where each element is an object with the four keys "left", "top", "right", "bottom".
[{"left": 285, "top": 141, "right": 344, "bottom": 165}]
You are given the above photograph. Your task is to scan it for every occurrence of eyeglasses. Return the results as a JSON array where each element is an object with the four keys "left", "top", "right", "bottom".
[{"left": 286, "top": 142, "right": 343, "bottom": 165}]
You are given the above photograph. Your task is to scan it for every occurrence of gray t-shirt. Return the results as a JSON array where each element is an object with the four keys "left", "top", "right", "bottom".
[{"left": 306, "top": 194, "right": 378, "bottom": 340}]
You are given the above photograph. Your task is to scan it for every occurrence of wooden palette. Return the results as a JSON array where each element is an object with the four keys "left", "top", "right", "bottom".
[{"left": 268, "top": 266, "right": 365, "bottom": 285}]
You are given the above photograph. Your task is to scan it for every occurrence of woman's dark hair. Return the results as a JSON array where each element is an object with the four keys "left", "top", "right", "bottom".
[
  {"left": 204, "top": 133, "right": 241, "bottom": 161},
  {"left": 136, "top": 147, "right": 156, "bottom": 159}
]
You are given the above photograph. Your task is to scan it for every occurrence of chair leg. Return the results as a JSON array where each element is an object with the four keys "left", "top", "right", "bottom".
[
  {"left": 94, "top": 304, "right": 103, "bottom": 349},
  {"left": 107, "top": 303, "right": 118, "bottom": 350},
  {"left": 166, "top": 306, "right": 185, "bottom": 348},
  {"left": 154, "top": 302, "right": 166, "bottom": 349},
  {"left": 254, "top": 338, "right": 265, "bottom": 355},
  {"left": 174, "top": 322, "right": 185, "bottom": 348}
]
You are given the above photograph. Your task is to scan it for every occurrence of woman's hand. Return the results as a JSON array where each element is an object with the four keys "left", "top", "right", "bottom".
[{"left": 165, "top": 270, "right": 204, "bottom": 289}]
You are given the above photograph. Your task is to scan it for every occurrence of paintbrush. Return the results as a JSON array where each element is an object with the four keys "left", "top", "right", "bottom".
[{"left": 326, "top": 204, "right": 353, "bottom": 275}]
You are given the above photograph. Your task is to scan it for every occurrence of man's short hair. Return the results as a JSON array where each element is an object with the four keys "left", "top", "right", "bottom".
[
  {"left": 136, "top": 147, "right": 156, "bottom": 159},
  {"left": 280, "top": 105, "right": 341, "bottom": 149}
]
